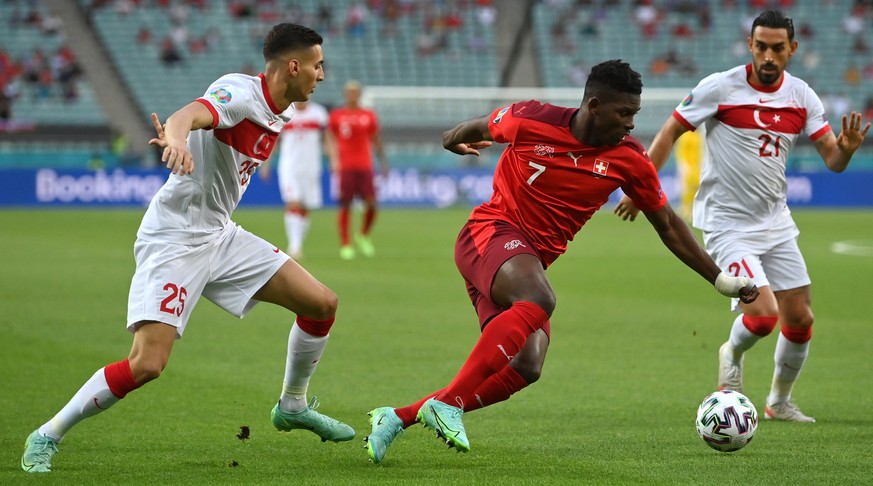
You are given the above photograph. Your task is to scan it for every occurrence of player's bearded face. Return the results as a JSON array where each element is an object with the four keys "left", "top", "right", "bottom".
[{"left": 749, "top": 27, "right": 796, "bottom": 86}]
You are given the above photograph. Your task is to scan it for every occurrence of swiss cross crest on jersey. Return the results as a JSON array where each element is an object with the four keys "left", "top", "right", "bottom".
[{"left": 593, "top": 159, "right": 609, "bottom": 176}]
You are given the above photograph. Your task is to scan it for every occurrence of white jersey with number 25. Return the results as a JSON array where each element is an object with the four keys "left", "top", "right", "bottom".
[{"left": 138, "top": 73, "right": 286, "bottom": 245}]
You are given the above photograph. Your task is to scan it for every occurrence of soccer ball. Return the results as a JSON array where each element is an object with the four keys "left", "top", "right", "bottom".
[{"left": 695, "top": 390, "right": 758, "bottom": 452}]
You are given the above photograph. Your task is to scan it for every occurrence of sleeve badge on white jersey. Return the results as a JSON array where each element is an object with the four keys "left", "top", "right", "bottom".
[
  {"left": 681, "top": 93, "right": 693, "bottom": 106},
  {"left": 209, "top": 88, "right": 232, "bottom": 104}
]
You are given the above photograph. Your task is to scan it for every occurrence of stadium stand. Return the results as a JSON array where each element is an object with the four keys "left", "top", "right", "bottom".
[
  {"left": 2, "top": 0, "right": 870, "bottom": 170},
  {"left": 0, "top": 0, "right": 105, "bottom": 125},
  {"left": 532, "top": 0, "right": 873, "bottom": 124},
  {"left": 86, "top": 0, "right": 499, "bottom": 127}
]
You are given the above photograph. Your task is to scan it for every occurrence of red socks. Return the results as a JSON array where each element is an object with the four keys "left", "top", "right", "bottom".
[
  {"left": 394, "top": 365, "right": 531, "bottom": 428},
  {"left": 440, "top": 301, "right": 546, "bottom": 408},
  {"left": 338, "top": 207, "right": 350, "bottom": 245},
  {"left": 104, "top": 359, "right": 140, "bottom": 399},
  {"left": 296, "top": 316, "right": 335, "bottom": 337},
  {"left": 742, "top": 314, "right": 779, "bottom": 336},
  {"left": 362, "top": 206, "right": 376, "bottom": 235}
]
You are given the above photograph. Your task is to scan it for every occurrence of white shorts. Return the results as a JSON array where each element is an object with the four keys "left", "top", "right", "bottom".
[
  {"left": 127, "top": 223, "right": 290, "bottom": 338},
  {"left": 703, "top": 223, "right": 810, "bottom": 311},
  {"left": 279, "top": 170, "right": 323, "bottom": 209}
]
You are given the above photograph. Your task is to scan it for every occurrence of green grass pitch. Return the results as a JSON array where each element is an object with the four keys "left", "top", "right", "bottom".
[{"left": 1, "top": 207, "right": 872, "bottom": 484}]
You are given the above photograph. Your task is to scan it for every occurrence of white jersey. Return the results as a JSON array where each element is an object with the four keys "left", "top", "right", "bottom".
[
  {"left": 673, "top": 64, "right": 830, "bottom": 232},
  {"left": 138, "top": 73, "right": 286, "bottom": 245},
  {"left": 277, "top": 102, "right": 328, "bottom": 177}
]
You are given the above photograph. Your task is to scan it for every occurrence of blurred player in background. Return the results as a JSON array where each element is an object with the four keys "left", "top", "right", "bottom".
[
  {"left": 260, "top": 100, "right": 330, "bottom": 260},
  {"left": 21, "top": 24, "right": 354, "bottom": 474},
  {"left": 614, "top": 10, "right": 870, "bottom": 422},
  {"left": 363, "top": 60, "right": 758, "bottom": 463},
  {"left": 326, "top": 80, "right": 388, "bottom": 260},
  {"left": 674, "top": 129, "right": 703, "bottom": 221}
]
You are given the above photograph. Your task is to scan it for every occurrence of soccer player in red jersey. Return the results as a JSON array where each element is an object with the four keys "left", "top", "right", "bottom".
[
  {"left": 363, "top": 60, "right": 759, "bottom": 463},
  {"left": 326, "top": 80, "right": 388, "bottom": 260}
]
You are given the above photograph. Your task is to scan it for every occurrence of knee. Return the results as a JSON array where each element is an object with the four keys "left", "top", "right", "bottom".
[
  {"left": 513, "top": 361, "right": 543, "bottom": 384},
  {"left": 529, "top": 291, "right": 556, "bottom": 317},
  {"left": 784, "top": 309, "right": 814, "bottom": 330},
  {"left": 511, "top": 331, "right": 549, "bottom": 383},
  {"left": 129, "top": 356, "right": 165, "bottom": 384},
  {"left": 309, "top": 287, "right": 339, "bottom": 320}
]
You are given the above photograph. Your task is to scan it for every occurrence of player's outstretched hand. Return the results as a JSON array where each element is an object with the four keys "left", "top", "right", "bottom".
[
  {"left": 446, "top": 141, "right": 492, "bottom": 157},
  {"left": 148, "top": 113, "right": 167, "bottom": 149},
  {"left": 149, "top": 112, "right": 195, "bottom": 176},
  {"left": 836, "top": 111, "right": 871, "bottom": 154},
  {"left": 613, "top": 194, "right": 640, "bottom": 222}
]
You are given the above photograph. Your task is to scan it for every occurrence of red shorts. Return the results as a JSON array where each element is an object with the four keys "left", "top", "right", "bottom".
[
  {"left": 454, "top": 219, "right": 543, "bottom": 329},
  {"left": 338, "top": 169, "right": 375, "bottom": 203}
]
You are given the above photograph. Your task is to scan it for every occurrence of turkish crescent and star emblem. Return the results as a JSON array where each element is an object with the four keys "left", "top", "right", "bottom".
[{"left": 593, "top": 159, "right": 609, "bottom": 176}]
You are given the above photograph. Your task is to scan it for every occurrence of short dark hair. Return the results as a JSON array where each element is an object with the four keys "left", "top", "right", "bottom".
[
  {"left": 584, "top": 59, "right": 642, "bottom": 101},
  {"left": 262, "top": 23, "right": 323, "bottom": 61},
  {"left": 751, "top": 10, "right": 794, "bottom": 42}
]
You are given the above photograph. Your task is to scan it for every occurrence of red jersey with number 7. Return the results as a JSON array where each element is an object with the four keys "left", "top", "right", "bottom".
[{"left": 469, "top": 100, "right": 667, "bottom": 267}]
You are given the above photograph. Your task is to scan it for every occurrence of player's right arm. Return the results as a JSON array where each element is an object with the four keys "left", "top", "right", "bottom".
[
  {"left": 158, "top": 101, "right": 215, "bottom": 176},
  {"left": 614, "top": 116, "right": 689, "bottom": 222},
  {"left": 643, "top": 205, "right": 758, "bottom": 304},
  {"left": 442, "top": 115, "right": 493, "bottom": 156}
]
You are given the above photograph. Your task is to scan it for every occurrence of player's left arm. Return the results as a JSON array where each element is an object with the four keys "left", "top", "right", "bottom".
[
  {"left": 442, "top": 115, "right": 493, "bottom": 156},
  {"left": 643, "top": 205, "right": 758, "bottom": 303},
  {"left": 814, "top": 111, "right": 871, "bottom": 173}
]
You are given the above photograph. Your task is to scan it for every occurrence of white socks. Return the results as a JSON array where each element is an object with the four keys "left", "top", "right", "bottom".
[
  {"left": 768, "top": 332, "right": 809, "bottom": 406},
  {"left": 39, "top": 368, "right": 120, "bottom": 442},
  {"left": 284, "top": 212, "right": 309, "bottom": 256},
  {"left": 727, "top": 314, "right": 762, "bottom": 360},
  {"left": 279, "top": 323, "right": 328, "bottom": 413}
]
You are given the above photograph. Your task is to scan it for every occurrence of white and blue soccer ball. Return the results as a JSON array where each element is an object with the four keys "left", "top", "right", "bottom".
[{"left": 695, "top": 390, "right": 758, "bottom": 452}]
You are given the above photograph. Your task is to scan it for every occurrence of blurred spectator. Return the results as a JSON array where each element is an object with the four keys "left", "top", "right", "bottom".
[
  {"left": 649, "top": 56, "right": 670, "bottom": 76},
  {"left": 137, "top": 25, "right": 152, "bottom": 44},
  {"left": 53, "top": 46, "right": 82, "bottom": 102},
  {"left": 316, "top": 2, "right": 335, "bottom": 35},
  {"left": 346, "top": 1, "right": 369, "bottom": 38},
  {"left": 842, "top": 7, "right": 864, "bottom": 35},
  {"left": 851, "top": 34, "right": 868, "bottom": 54},
  {"left": 672, "top": 21, "right": 693, "bottom": 38},
  {"left": 415, "top": 26, "right": 440, "bottom": 56},
  {"left": 159, "top": 36, "right": 183, "bottom": 66},
  {"left": 381, "top": 0, "right": 401, "bottom": 37},
  {"left": 844, "top": 63, "right": 860, "bottom": 86},
  {"left": 476, "top": 2, "right": 496, "bottom": 27},
  {"left": 634, "top": 0, "right": 659, "bottom": 38},
  {"left": 0, "top": 78, "right": 14, "bottom": 121},
  {"left": 801, "top": 47, "right": 820, "bottom": 71},
  {"left": 798, "top": 21, "right": 815, "bottom": 40},
  {"left": 228, "top": 0, "right": 254, "bottom": 18}
]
